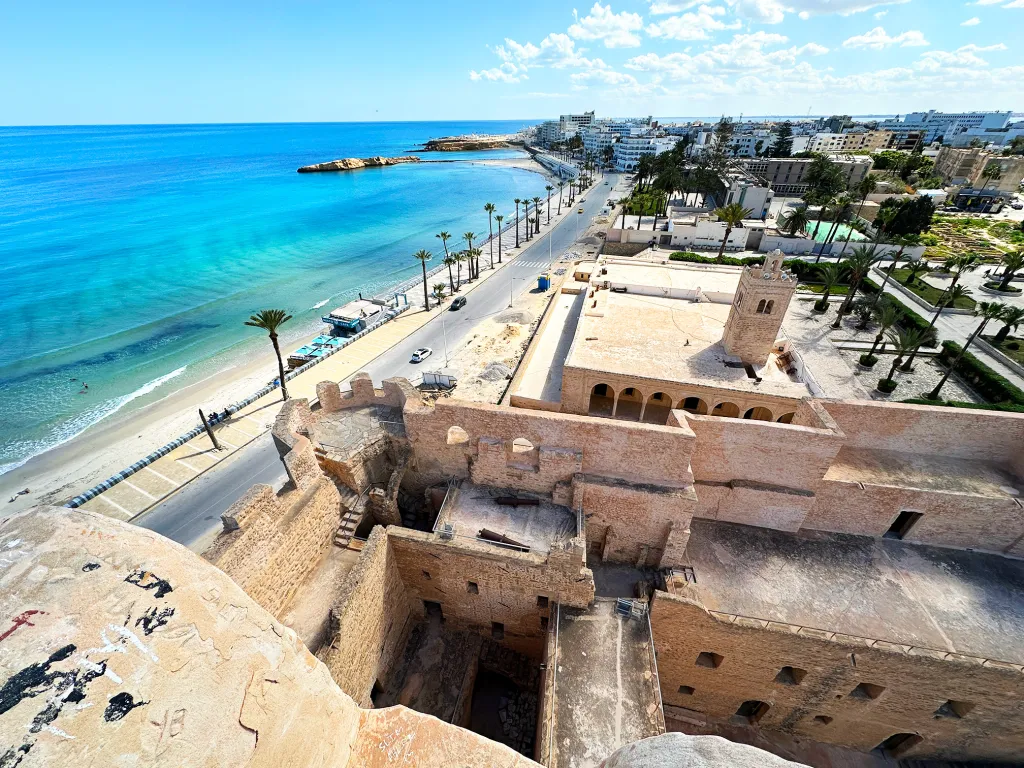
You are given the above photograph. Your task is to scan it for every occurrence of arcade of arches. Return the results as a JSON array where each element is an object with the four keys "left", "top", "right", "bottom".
[{"left": 587, "top": 383, "right": 796, "bottom": 425}]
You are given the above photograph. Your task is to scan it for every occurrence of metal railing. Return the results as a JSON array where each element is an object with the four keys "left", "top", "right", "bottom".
[{"left": 645, "top": 605, "right": 667, "bottom": 734}]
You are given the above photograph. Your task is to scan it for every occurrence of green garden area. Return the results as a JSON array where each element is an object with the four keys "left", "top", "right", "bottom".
[
  {"left": 925, "top": 216, "right": 1021, "bottom": 263},
  {"left": 984, "top": 335, "right": 1024, "bottom": 366},
  {"left": 888, "top": 267, "right": 977, "bottom": 309}
]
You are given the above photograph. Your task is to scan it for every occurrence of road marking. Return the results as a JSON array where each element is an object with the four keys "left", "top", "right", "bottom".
[
  {"left": 176, "top": 458, "right": 201, "bottom": 473},
  {"left": 144, "top": 467, "right": 179, "bottom": 487},
  {"left": 123, "top": 480, "right": 157, "bottom": 501},
  {"left": 225, "top": 422, "right": 257, "bottom": 439},
  {"left": 98, "top": 494, "right": 132, "bottom": 517}
]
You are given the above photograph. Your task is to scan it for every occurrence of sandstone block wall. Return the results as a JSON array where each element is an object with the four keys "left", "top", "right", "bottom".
[
  {"left": 387, "top": 527, "right": 594, "bottom": 659},
  {"left": 651, "top": 592, "right": 1024, "bottom": 761},
  {"left": 323, "top": 527, "right": 417, "bottom": 706},
  {"left": 318, "top": 373, "right": 415, "bottom": 414}
]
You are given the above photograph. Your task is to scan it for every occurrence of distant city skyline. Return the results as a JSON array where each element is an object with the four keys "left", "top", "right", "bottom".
[{"left": 2, "top": 0, "right": 1022, "bottom": 125}]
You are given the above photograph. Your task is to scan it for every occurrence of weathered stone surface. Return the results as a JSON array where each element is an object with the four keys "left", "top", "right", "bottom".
[
  {"left": 421, "top": 137, "right": 515, "bottom": 151},
  {"left": 297, "top": 156, "right": 421, "bottom": 173},
  {"left": 597, "top": 733, "right": 806, "bottom": 767}
]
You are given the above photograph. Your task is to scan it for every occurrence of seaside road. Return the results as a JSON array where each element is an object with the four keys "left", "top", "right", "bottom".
[{"left": 135, "top": 173, "right": 621, "bottom": 548}]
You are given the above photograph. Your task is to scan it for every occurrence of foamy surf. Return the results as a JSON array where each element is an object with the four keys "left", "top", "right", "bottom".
[
  {"left": 0, "top": 366, "right": 188, "bottom": 478},
  {"left": 310, "top": 299, "right": 329, "bottom": 310}
]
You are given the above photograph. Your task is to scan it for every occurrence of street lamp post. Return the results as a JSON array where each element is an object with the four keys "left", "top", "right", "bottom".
[{"left": 439, "top": 302, "right": 450, "bottom": 366}]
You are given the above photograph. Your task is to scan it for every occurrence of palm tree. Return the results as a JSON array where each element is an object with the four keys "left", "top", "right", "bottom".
[
  {"left": 946, "top": 252, "right": 982, "bottom": 294},
  {"left": 454, "top": 250, "right": 467, "bottom": 289},
  {"left": 874, "top": 206, "right": 898, "bottom": 245},
  {"left": 878, "top": 326, "right": 931, "bottom": 393},
  {"left": 483, "top": 202, "right": 496, "bottom": 271},
  {"left": 495, "top": 214, "right": 504, "bottom": 264},
  {"left": 823, "top": 194, "right": 855, "bottom": 249},
  {"left": 522, "top": 199, "right": 531, "bottom": 242},
  {"left": 927, "top": 301, "right": 1008, "bottom": 400},
  {"left": 778, "top": 206, "right": 810, "bottom": 237},
  {"left": 436, "top": 231, "right": 451, "bottom": 260},
  {"left": 832, "top": 246, "right": 882, "bottom": 329},
  {"left": 902, "top": 259, "right": 928, "bottom": 286},
  {"left": 513, "top": 199, "right": 521, "bottom": 248},
  {"left": 899, "top": 283, "right": 973, "bottom": 372},
  {"left": 557, "top": 182, "right": 564, "bottom": 215},
  {"left": 996, "top": 250, "right": 1024, "bottom": 292},
  {"left": 245, "top": 309, "right": 293, "bottom": 401},
  {"left": 414, "top": 249, "right": 432, "bottom": 310},
  {"left": 713, "top": 202, "right": 754, "bottom": 262},
  {"left": 463, "top": 232, "right": 476, "bottom": 280},
  {"left": 532, "top": 197, "right": 542, "bottom": 234},
  {"left": 862, "top": 298, "right": 903, "bottom": 364},
  {"left": 545, "top": 185, "right": 554, "bottom": 224},
  {"left": 897, "top": 324, "right": 938, "bottom": 373},
  {"left": 994, "top": 305, "right": 1024, "bottom": 343},
  {"left": 981, "top": 162, "right": 1002, "bottom": 190},
  {"left": 432, "top": 283, "right": 447, "bottom": 304},
  {"left": 443, "top": 254, "right": 456, "bottom": 294},
  {"left": 837, "top": 175, "right": 878, "bottom": 257},
  {"left": 874, "top": 236, "right": 920, "bottom": 304},
  {"left": 813, "top": 262, "right": 845, "bottom": 312}
]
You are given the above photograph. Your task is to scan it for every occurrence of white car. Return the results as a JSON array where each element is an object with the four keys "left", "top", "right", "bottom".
[
  {"left": 410, "top": 347, "right": 433, "bottom": 363},
  {"left": 579, "top": 198, "right": 586, "bottom": 203}
]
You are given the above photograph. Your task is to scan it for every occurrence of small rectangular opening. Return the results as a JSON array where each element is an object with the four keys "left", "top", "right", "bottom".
[
  {"left": 775, "top": 666, "right": 807, "bottom": 686},
  {"left": 934, "top": 700, "right": 974, "bottom": 719},
  {"left": 423, "top": 600, "right": 443, "bottom": 620},
  {"left": 422, "top": 570, "right": 431, "bottom": 580},
  {"left": 849, "top": 682, "right": 885, "bottom": 700},
  {"left": 884, "top": 510, "right": 924, "bottom": 540},
  {"left": 695, "top": 652, "right": 723, "bottom": 669},
  {"left": 537, "top": 596, "right": 549, "bottom": 609},
  {"left": 735, "top": 700, "right": 770, "bottom": 724},
  {"left": 813, "top": 715, "right": 833, "bottom": 725},
  {"left": 875, "top": 733, "right": 923, "bottom": 758},
  {"left": 467, "top": 581, "right": 479, "bottom": 594},
  {"left": 678, "top": 685, "right": 695, "bottom": 695},
  {"left": 491, "top": 622, "right": 505, "bottom": 640},
  {"left": 370, "top": 679, "right": 384, "bottom": 707},
  {"left": 540, "top": 616, "right": 549, "bottom": 631}
]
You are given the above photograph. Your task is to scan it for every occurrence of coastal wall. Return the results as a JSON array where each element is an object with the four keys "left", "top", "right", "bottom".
[
  {"left": 651, "top": 591, "right": 1024, "bottom": 761},
  {"left": 323, "top": 526, "right": 416, "bottom": 706},
  {"left": 203, "top": 398, "right": 340, "bottom": 617}
]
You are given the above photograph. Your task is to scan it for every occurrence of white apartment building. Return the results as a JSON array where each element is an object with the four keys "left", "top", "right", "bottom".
[
  {"left": 722, "top": 168, "right": 774, "bottom": 219},
  {"left": 948, "top": 121, "right": 1024, "bottom": 149},
  {"left": 881, "top": 110, "right": 1013, "bottom": 143},
  {"left": 612, "top": 135, "right": 675, "bottom": 171},
  {"left": 581, "top": 125, "right": 618, "bottom": 158},
  {"left": 728, "top": 131, "right": 774, "bottom": 158},
  {"left": 559, "top": 112, "right": 596, "bottom": 132}
]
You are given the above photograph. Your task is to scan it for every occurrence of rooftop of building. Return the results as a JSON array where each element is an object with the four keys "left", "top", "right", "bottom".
[
  {"left": 311, "top": 403, "right": 405, "bottom": 459},
  {"left": 678, "top": 518, "right": 1024, "bottom": 666},
  {"left": 438, "top": 481, "right": 578, "bottom": 553},
  {"left": 564, "top": 263, "right": 810, "bottom": 398}
]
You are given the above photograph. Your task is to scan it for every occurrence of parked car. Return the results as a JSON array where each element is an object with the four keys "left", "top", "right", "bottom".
[
  {"left": 410, "top": 347, "right": 433, "bottom": 363},
  {"left": 579, "top": 198, "right": 586, "bottom": 203},
  {"left": 450, "top": 296, "right": 467, "bottom": 310},
  {"left": 605, "top": 181, "right": 610, "bottom": 185},
  {"left": 1012, "top": 202, "right": 1023, "bottom": 210}
]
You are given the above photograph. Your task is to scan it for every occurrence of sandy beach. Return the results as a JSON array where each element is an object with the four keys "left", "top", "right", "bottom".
[{"left": 0, "top": 150, "right": 563, "bottom": 514}]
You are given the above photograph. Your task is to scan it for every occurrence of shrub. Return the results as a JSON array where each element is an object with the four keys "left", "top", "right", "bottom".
[
  {"left": 937, "top": 340, "right": 1024, "bottom": 406},
  {"left": 813, "top": 298, "right": 829, "bottom": 312},
  {"left": 859, "top": 353, "right": 878, "bottom": 367},
  {"left": 1008, "top": 342, "right": 1020, "bottom": 351},
  {"left": 668, "top": 252, "right": 761, "bottom": 267},
  {"left": 877, "top": 378, "right": 897, "bottom": 393}
]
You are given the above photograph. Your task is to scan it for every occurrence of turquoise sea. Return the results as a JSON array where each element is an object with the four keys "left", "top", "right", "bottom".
[{"left": 0, "top": 121, "right": 546, "bottom": 474}]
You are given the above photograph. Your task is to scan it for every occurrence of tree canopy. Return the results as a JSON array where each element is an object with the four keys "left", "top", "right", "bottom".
[{"left": 872, "top": 195, "right": 936, "bottom": 237}]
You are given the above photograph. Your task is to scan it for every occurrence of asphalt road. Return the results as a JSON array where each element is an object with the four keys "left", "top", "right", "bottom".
[{"left": 136, "top": 173, "right": 624, "bottom": 548}]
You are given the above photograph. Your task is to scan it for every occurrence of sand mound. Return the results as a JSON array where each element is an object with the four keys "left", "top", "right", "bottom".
[
  {"left": 494, "top": 310, "right": 533, "bottom": 325},
  {"left": 478, "top": 362, "right": 512, "bottom": 381}
]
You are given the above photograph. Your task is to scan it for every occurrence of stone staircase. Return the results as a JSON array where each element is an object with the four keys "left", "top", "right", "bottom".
[{"left": 334, "top": 485, "right": 365, "bottom": 549}]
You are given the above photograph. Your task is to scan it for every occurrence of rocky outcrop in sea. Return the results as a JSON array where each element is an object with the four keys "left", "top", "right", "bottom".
[{"left": 297, "top": 156, "right": 421, "bottom": 173}]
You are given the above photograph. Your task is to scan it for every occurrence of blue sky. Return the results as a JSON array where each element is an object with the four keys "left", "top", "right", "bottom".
[{"left": 1, "top": 0, "right": 1021, "bottom": 125}]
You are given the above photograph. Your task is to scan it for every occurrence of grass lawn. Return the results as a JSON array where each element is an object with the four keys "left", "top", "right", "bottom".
[
  {"left": 798, "top": 282, "right": 850, "bottom": 295},
  {"left": 984, "top": 336, "right": 1024, "bottom": 366},
  {"left": 889, "top": 268, "right": 977, "bottom": 309}
]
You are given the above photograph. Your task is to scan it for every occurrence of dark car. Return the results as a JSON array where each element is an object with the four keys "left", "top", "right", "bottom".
[{"left": 450, "top": 296, "right": 467, "bottom": 310}]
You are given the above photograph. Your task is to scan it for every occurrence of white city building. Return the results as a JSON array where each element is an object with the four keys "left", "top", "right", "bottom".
[
  {"left": 612, "top": 136, "right": 675, "bottom": 171},
  {"left": 881, "top": 110, "right": 1013, "bottom": 144}
]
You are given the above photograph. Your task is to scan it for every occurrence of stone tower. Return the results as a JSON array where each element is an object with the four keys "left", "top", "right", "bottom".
[{"left": 721, "top": 249, "right": 797, "bottom": 368}]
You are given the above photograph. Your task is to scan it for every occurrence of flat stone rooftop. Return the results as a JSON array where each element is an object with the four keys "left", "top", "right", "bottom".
[
  {"left": 681, "top": 518, "right": 1024, "bottom": 665},
  {"left": 514, "top": 291, "right": 585, "bottom": 406},
  {"left": 825, "top": 446, "right": 1023, "bottom": 500},
  {"left": 442, "top": 482, "right": 577, "bottom": 553},
  {"left": 550, "top": 599, "right": 663, "bottom": 768},
  {"left": 602, "top": 261, "right": 743, "bottom": 295},
  {"left": 310, "top": 404, "right": 405, "bottom": 458}
]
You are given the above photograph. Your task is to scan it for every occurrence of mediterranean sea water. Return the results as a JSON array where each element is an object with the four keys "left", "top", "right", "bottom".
[{"left": 0, "top": 121, "right": 547, "bottom": 475}]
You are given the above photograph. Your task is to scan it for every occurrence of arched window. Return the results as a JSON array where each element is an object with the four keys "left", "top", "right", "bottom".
[
  {"left": 735, "top": 290, "right": 744, "bottom": 307},
  {"left": 756, "top": 299, "right": 767, "bottom": 314},
  {"left": 765, "top": 300, "right": 775, "bottom": 315}
]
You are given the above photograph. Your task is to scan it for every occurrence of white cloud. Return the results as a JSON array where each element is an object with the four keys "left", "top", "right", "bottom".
[
  {"left": 786, "top": 0, "right": 910, "bottom": 14},
  {"left": 874, "top": 10, "right": 887, "bottom": 17},
  {"left": 648, "top": 0, "right": 703, "bottom": 12},
  {"left": 725, "top": 0, "right": 788, "bottom": 22},
  {"left": 571, "top": 69, "right": 640, "bottom": 87},
  {"left": 646, "top": 5, "right": 742, "bottom": 41},
  {"left": 961, "top": 16, "right": 981, "bottom": 24},
  {"left": 567, "top": 3, "right": 645, "bottom": 48},
  {"left": 841, "top": 26, "right": 929, "bottom": 49},
  {"left": 469, "top": 63, "right": 525, "bottom": 83}
]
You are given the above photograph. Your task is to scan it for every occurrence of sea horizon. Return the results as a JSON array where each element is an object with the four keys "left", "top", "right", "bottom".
[{"left": 0, "top": 121, "right": 553, "bottom": 475}]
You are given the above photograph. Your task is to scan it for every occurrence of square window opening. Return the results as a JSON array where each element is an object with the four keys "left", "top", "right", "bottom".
[
  {"left": 467, "top": 581, "right": 479, "bottom": 594},
  {"left": 775, "top": 666, "right": 807, "bottom": 686},
  {"left": 934, "top": 700, "right": 974, "bottom": 719},
  {"left": 422, "top": 570, "right": 431, "bottom": 580},
  {"left": 735, "top": 700, "right": 770, "bottom": 724},
  {"left": 678, "top": 685, "right": 695, "bottom": 695},
  {"left": 849, "top": 682, "right": 885, "bottom": 700},
  {"left": 813, "top": 715, "right": 833, "bottom": 725},
  {"left": 491, "top": 622, "right": 505, "bottom": 640},
  {"left": 537, "top": 596, "right": 549, "bottom": 609},
  {"left": 884, "top": 510, "right": 924, "bottom": 540},
  {"left": 695, "top": 652, "right": 724, "bottom": 669}
]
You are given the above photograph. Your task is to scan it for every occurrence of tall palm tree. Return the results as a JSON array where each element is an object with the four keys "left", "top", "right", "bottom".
[
  {"left": 994, "top": 305, "right": 1024, "bottom": 342},
  {"left": 823, "top": 194, "right": 854, "bottom": 249},
  {"left": 495, "top": 214, "right": 504, "bottom": 264},
  {"left": 513, "top": 199, "right": 521, "bottom": 248},
  {"left": 414, "top": 249, "right": 432, "bottom": 310},
  {"left": 946, "top": 252, "right": 982, "bottom": 294},
  {"left": 897, "top": 324, "right": 938, "bottom": 374},
  {"left": 454, "top": 250, "right": 467, "bottom": 289},
  {"left": 463, "top": 232, "right": 476, "bottom": 280},
  {"left": 902, "top": 259, "right": 928, "bottom": 286},
  {"left": 997, "top": 250, "right": 1024, "bottom": 292},
  {"left": 557, "top": 182, "right": 565, "bottom": 215},
  {"left": 432, "top": 283, "right": 447, "bottom": 304},
  {"left": 712, "top": 203, "right": 754, "bottom": 262},
  {"left": 838, "top": 174, "right": 878, "bottom": 257},
  {"left": 813, "top": 262, "right": 846, "bottom": 312},
  {"left": 532, "top": 197, "right": 543, "bottom": 234},
  {"left": 779, "top": 206, "right": 809, "bottom": 236},
  {"left": 927, "top": 301, "right": 1008, "bottom": 400},
  {"left": 981, "top": 162, "right": 1002, "bottom": 190},
  {"left": 443, "top": 254, "right": 457, "bottom": 293},
  {"left": 484, "top": 203, "right": 496, "bottom": 271},
  {"left": 436, "top": 231, "right": 451, "bottom": 260},
  {"left": 899, "top": 283, "right": 973, "bottom": 372},
  {"left": 522, "top": 199, "right": 531, "bottom": 242},
  {"left": 832, "top": 246, "right": 882, "bottom": 329},
  {"left": 878, "top": 326, "right": 931, "bottom": 393},
  {"left": 545, "top": 185, "right": 554, "bottom": 224},
  {"left": 245, "top": 309, "right": 293, "bottom": 401},
  {"left": 865, "top": 298, "right": 903, "bottom": 359},
  {"left": 873, "top": 206, "right": 898, "bottom": 245}
]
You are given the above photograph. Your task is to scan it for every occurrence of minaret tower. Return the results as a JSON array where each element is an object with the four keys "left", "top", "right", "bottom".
[{"left": 721, "top": 249, "right": 797, "bottom": 368}]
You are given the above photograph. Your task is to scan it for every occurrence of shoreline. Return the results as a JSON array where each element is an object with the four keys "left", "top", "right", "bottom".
[{"left": 0, "top": 150, "right": 558, "bottom": 511}]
